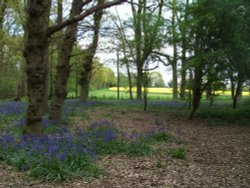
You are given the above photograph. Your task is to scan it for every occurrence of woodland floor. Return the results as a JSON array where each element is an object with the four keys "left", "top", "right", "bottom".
[{"left": 0, "top": 107, "right": 249, "bottom": 188}]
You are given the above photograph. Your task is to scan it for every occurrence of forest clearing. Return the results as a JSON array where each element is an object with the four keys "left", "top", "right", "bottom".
[
  {"left": 0, "top": 100, "right": 249, "bottom": 187},
  {"left": 0, "top": 0, "right": 250, "bottom": 187}
]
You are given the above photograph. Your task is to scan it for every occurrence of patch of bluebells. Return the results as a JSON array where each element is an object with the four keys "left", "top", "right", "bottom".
[
  {"left": 0, "top": 120, "right": 118, "bottom": 170},
  {"left": 0, "top": 118, "right": 177, "bottom": 181},
  {"left": 62, "top": 100, "right": 109, "bottom": 117},
  {"left": 15, "top": 117, "right": 58, "bottom": 127},
  {"left": 0, "top": 102, "right": 26, "bottom": 116}
]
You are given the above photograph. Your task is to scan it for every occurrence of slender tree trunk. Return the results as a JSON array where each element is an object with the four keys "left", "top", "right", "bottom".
[
  {"left": 74, "top": 57, "right": 79, "bottom": 98},
  {"left": 117, "top": 50, "right": 120, "bottom": 100},
  {"left": 79, "top": 1, "right": 104, "bottom": 101},
  {"left": 172, "top": 62, "right": 178, "bottom": 99},
  {"left": 125, "top": 59, "right": 133, "bottom": 100},
  {"left": 180, "top": 0, "right": 189, "bottom": 99},
  {"left": 180, "top": 48, "right": 186, "bottom": 99},
  {"left": 231, "top": 76, "right": 243, "bottom": 109},
  {"left": 23, "top": 0, "right": 51, "bottom": 135},
  {"left": 143, "top": 72, "right": 149, "bottom": 111},
  {"left": 189, "top": 64, "right": 203, "bottom": 120},
  {"left": 132, "top": 1, "right": 143, "bottom": 100},
  {"left": 15, "top": 61, "right": 26, "bottom": 101},
  {"left": 171, "top": 0, "right": 178, "bottom": 100},
  {"left": 49, "top": 0, "right": 82, "bottom": 121},
  {"left": 136, "top": 66, "right": 143, "bottom": 100}
]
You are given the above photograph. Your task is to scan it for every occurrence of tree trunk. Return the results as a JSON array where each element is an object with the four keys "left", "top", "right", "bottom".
[
  {"left": 79, "top": 1, "right": 104, "bottom": 102},
  {"left": 125, "top": 58, "right": 133, "bottom": 100},
  {"left": 180, "top": 50, "right": 186, "bottom": 99},
  {"left": 179, "top": 0, "right": 189, "bottom": 99},
  {"left": 171, "top": 0, "right": 178, "bottom": 100},
  {"left": 172, "top": 62, "right": 178, "bottom": 99},
  {"left": 231, "top": 76, "right": 243, "bottom": 109},
  {"left": 23, "top": 0, "right": 51, "bottom": 135},
  {"left": 49, "top": 46, "right": 54, "bottom": 99},
  {"left": 74, "top": 57, "right": 79, "bottom": 98},
  {"left": 15, "top": 60, "right": 26, "bottom": 101},
  {"left": 117, "top": 50, "right": 120, "bottom": 100},
  {"left": 189, "top": 64, "right": 203, "bottom": 120},
  {"left": 49, "top": 0, "right": 82, "bottom": 121},
  {"left": 136, "top": 66, "right": 143, "bottom": 100}
]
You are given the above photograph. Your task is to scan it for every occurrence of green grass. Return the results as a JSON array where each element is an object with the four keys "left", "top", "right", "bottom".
[
  {"left": 67, "top": 88, "right": 173, "bottom": 101},
  {"left": 169, "top": 148, "right": 187, "bottom": 159}
]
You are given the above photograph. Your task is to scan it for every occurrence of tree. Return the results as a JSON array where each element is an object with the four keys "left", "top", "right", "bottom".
[
  {"left": 149, "top": 71, "right": 165, "bottom": 87},
  {"left": 49, "top": 0, "right": 83, "bottom": 121},
  {"left": 23, "top": 0, "right": 126, "bottom": 135},
  {"left": 179, "top": 0, "right": 190, "bottom": 99},
  {"left": 23, "top": 0, "right": 51, "bottom": 135},
  {"left": 79, "top": 0, "right": 104, "bottom": 102},
  {"left": 187, "top": 0, "right": 224, "bottom": 119},
  {"left": 168, "top": 0, "right": 179, "bottom": 99},
  {"left": 130, "top": 0, "right": 164, "bottom": 99},
  {"left": 90, "top": 61, "right": 116, "bottom": 89}
]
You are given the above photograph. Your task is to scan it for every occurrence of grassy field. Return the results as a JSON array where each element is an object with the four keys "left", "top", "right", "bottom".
[{"left": 82, "top": 87, "right": 250, "bottom": 101}]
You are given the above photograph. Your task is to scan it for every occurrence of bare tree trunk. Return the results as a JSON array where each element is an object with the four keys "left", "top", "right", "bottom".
[
  {"left": 74, "top": 57, "right": 79, "bottom": 98},
  {"left": 125, "top": 58, "right": 133, "bottom": 100},
  {"left": 143, "top": 72, "right": 149, "bottom": 111},
  {"left": 171, "top": 0, "right": 178, "bottom": 100},
  {"left": 117, "top": 50, "right": 120, "bottom": 100},
  {"left": 79, "top": 1, "right": 104, "bottom": 102},
  {"left": 231, "top": 76, "right": 243, "bottom": 109},
  {"left": 189, "top": 64, "right": 203, "bottom": 120},
  {"left": 180, "top": 47, "right": 187, "bottom": 99},
  {"left": 180, "top": 0, "right": 189, "bottom": 99},
  {"left": 23, "top": 0, "right": 51, "bottom": 135},
  {"left": 172, "top": 62, "right": 178, "bottom": 99},
  {"left": 49, "top": 0, "right": 82, "bottom": 121},
  {"left": 136, "top": 66, "right": 143, "bottom": 100},
  {"left": 49, "top": 46, "right": 54, "bottom": 99},
  {"left": 15, "top": 61, "right": 26, "bottom": 101}
]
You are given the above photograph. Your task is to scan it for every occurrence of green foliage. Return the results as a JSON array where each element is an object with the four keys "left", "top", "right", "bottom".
[
  {"left": 141, "top": 132, "right": 177, "bottom": 144},
  {"left": 90, "top": 61, "right": 116, "bottom": 90},
  {"left": 28, "top": 155, "right": 101, "bottom": 182},
  {"left": 197, "top": 103, "right": 250, "bottom": 126},
  {"left": 169, "top": 148, "right": 187, "bottom": 159},
  {"left": 95, "top": 140, "right": 154, "bottom": 156},
  {"left": 149, "top": 72, "right": 165, "bottom": 87}
]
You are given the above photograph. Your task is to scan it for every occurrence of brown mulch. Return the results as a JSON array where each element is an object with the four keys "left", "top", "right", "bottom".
[{"left": 0, "top": 108, "right": 249, "bottom": 188}]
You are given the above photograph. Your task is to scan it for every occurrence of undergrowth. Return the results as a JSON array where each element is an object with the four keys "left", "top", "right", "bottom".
[{"left": 0, "top": 119, "right": 178, "bottom": 182}]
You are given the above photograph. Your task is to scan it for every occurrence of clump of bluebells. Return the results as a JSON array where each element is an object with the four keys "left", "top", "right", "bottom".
[
  {"left": 0, "top": 102, "right": 26, "bottom": 124},
  {"left": 0, "top": 119, "right": 178, "bottom": 182},
  {"left": 0, "top": 102, "right": 26, "bottom": 116},
  {"left": 0, "top": 121, "right": 112, "bottom": 181}
]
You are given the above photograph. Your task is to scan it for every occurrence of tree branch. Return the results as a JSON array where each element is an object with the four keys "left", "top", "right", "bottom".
[
  {"left": 47, "top": 0, "right": 127, "bottom": 36},
  {"left": 81, "top": 0, "right": 93, "bottom": 8}
]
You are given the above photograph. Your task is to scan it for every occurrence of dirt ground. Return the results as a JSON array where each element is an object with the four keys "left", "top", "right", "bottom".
[{"left": 0, "top": 108, "right": 249, "bottom": 188}]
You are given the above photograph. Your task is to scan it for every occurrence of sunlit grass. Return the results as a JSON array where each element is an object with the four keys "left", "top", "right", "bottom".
[{"left": 109, "top": 87, "right": 250, "bottom": 96}]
